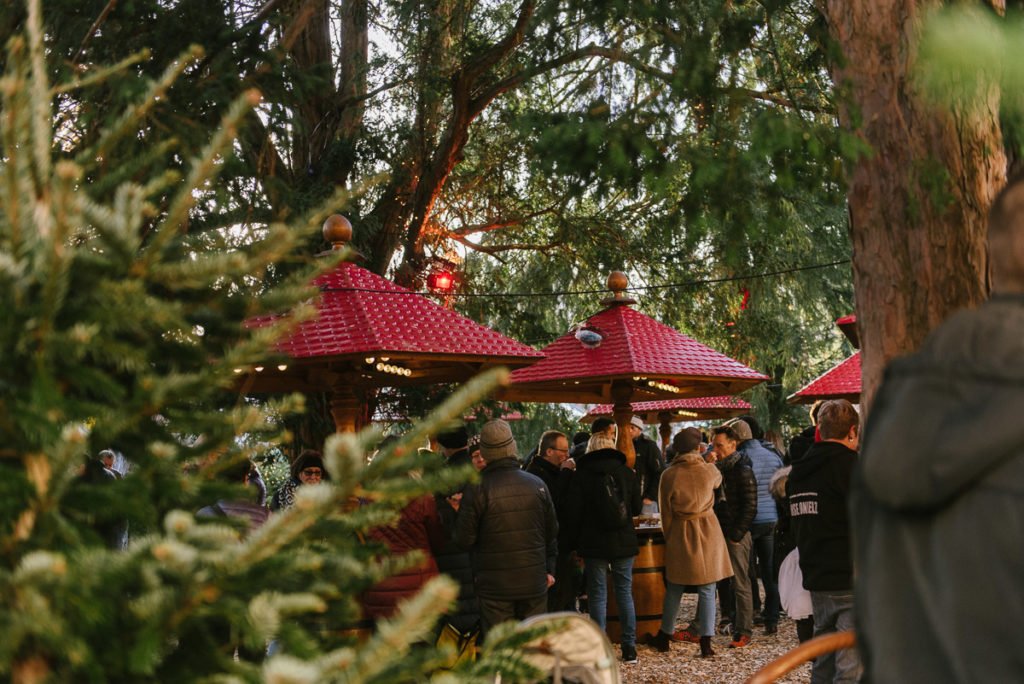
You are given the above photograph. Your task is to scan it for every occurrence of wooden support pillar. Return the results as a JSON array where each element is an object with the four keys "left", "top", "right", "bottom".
[
  {"left": 329, "top": 383, "right": 362, "bottom": 433},
  {"left": 611, "top": 380, "right": 636, "bottom": 468},
  {"left": 658, "top": 411, "right": 673, "bottom": 456}
]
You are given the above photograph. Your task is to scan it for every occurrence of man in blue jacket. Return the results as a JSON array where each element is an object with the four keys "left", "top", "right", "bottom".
[{"left": 727, "top": 417, "right": 784, "bottom": 634}]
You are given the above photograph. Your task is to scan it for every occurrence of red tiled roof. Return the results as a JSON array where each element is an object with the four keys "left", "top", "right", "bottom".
[
  {"left": 835, "top": 313, "right": 859, "bottom": 349},
  {"left": 250, "top": 262, "right": 543, "bottom": 362},
  {"left": 510, "top": 305, "right": 767, "bottom": 384},
  {"left": 585, "top": 396, "right": 753, "bottom": 418},
  {"left": 788, "top": 351, "right": 861, "bottom": 404}
]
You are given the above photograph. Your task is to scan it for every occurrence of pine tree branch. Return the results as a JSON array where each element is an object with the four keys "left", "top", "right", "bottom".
[{"left": 71, "top": 0, "right": 118, "bottom": 66}]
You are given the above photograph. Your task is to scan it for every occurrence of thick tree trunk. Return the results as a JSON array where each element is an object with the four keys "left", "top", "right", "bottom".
[{"left": 819, "top": 0, "right": 1005, "bottom": 410}]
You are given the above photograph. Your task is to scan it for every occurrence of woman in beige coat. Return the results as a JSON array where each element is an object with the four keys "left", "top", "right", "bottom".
[{"left": 651, "top": 428, "right": 732, "bottom": 656}]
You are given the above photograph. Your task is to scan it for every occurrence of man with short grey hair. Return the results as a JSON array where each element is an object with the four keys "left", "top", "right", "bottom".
[{"left": 455, "top": 419, "right": 559, "bottom": 633}]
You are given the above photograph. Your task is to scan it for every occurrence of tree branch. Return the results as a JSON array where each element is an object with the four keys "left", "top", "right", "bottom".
[
  {"left": 448, "top": 204, "right": 560, "bottom": 236},
  {"left": 72, "top": 0, "right": 118, "bottom": 66},
  {"left": 462, "top": 0, "right": 537, "bottom": 83},
  {"left": 451, "top": 234, "right": 565, "bottom": 254}
]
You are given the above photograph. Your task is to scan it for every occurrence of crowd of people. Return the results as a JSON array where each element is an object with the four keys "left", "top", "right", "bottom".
[
  {"left": 336, "top": 401, "right": 861, "bottom": 675},
  {"left": 83, "top": 400, "right": 861, "bottom": 676}
]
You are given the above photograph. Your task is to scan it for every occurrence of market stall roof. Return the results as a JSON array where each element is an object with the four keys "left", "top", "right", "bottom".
[
  {"left": 580, "top": 396, "right": 753, "bottom": 424},
  {"left": 497, "top": 271, "right": 767, "bottom": 464},
  {"left": 787, "top": 351, "right": 861, "bottom": 404},
  {"left": 501, "top": 285, "right": 767, "bottom": 404},
  {"left": 237, "top": 216, "right": 542, "bottom": 431},
  {"left": 835, "top": 313, "right": 859, "bottom": 348}
]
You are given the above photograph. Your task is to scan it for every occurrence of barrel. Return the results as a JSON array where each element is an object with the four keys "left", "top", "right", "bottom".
[{"left": 606, "top": 529, "right": 665, "bottom": 643}]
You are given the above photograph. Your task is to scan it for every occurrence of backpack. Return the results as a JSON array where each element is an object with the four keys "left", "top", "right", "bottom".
[{"left": 597, "top": 471, "right": 631, "bottom": 530}]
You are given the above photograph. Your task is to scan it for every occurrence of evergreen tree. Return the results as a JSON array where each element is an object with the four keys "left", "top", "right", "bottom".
[{"left": 0, "top": 3, "right": 546, "bottom": 681}]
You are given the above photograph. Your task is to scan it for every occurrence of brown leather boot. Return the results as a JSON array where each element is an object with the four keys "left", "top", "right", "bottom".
[{"left": 700, "top": 636, "right": 715, "bottom": 658}]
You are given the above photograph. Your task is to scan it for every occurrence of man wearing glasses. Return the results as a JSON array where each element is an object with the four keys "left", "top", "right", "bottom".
[{"left": 527, "top": 430, "right": 577, "bottom": 611}]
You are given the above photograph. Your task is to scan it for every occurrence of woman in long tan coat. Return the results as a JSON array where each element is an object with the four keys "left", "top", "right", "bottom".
[{"left": 651, "top": 428, "right": 732, "bottom": 656}]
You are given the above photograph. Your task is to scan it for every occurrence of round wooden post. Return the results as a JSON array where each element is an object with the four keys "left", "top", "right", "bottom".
[
  {"left": 658, "top": 411, "right": 673, "bottom": 455},
  {"left": 329, "top": 384, "right": 361, "bottom": 433},
  {"left": 611, "top": 381, "right": 636, "bottom": 468}
]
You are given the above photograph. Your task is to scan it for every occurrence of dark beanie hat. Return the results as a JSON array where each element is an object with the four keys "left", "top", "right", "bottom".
[
  {"left": 672, "top": 427, "right": 702, "bottom": 455},
  {"left": 291, "top": 450, "right": 327, "bottom": 480},
  {"left": 437, "top": 425, "right": 469, "bottom": 449}
]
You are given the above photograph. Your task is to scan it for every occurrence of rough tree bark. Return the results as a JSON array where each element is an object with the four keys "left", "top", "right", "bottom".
[{"left": 818, "top": 0, "right": 1006, "bottom": 410}]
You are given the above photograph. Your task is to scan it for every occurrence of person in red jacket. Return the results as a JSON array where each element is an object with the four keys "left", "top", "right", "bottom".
[{"left": 361, "top": 494, "right": 445, "bottom": 621}]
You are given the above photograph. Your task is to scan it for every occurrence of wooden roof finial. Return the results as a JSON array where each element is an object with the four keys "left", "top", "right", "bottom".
[
  {"left": 323, "top": 214, "right": 353, "bottom": 250},
  {"left": 602, "top": 270, "right": 637, "bottom": 306}
]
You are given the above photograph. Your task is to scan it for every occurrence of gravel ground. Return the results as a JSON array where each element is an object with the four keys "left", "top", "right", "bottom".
[{"left": 619, "top": 594, "right": 812, "bottom": 684}]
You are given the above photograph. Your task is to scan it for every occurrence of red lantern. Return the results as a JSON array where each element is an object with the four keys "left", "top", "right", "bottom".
[{"left": 427, "top": 270, "right": 456, "bottom": 292}]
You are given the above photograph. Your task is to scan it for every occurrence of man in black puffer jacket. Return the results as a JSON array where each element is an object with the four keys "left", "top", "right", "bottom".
[
  {"left": 564, "top": 433, "right": 642, "bottom": 664},
  {"left": 711, "top": 423, "right": 758, "bottom": 648},
  {"left": 455, "top": 420, "right": 558, "bottom": 634}
]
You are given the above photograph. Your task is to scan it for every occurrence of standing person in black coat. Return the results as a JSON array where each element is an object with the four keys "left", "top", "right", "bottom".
[
  {"left": 711, "top": 423, "right": 758, "bottom": 648},
  {"left": 525, "top": 430, "right": 578, "bottom": 612},
  {"left": 455, "top": 420, "right": 558, "bottom": 635},
  {"left": 629, "top": 415, "right": 664, "bottom": 505},
  {"left": 565, "top": 433, "right": 643, "bottom": 664},
  {"left": 788, "top": 399, "right": 861, "bottom": 683}
]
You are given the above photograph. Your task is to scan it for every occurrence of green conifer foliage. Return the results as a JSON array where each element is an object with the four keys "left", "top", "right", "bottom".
[{"left": 0, "top": 3, "right": 543, "bottom": 681}]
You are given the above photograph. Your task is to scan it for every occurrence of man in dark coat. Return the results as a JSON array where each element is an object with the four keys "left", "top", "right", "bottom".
[
  {"left": 788, "top": 399, "right": 861, "bottom": 683},
  {"left": 525, "top": 430, "right": 577, "bottom": 611},
  {"left": 564, "top": 432, "right": 642, "bottom": 664},
  {"left": 455, "top": 420, "right": 558, "bottom": 634},
  {"left": 629, "top": 415, "right": 664, "bottom": 504},
  {"left": 711, "top": 423, "right": 758, "bottom": 648},
  {"left": 854, "top": 173, "right": 1024, "bottom": 684}
]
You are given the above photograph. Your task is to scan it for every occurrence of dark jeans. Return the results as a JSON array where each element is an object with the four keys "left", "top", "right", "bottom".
[
  {"left": 749, "top": 522, "right": 781, "bottom": 625},
  {"left": 478, "top": 593, "right": 547, "bottom": 636},
  {"left": 548, "top": 552, "right": 579, "bottom": 612}
]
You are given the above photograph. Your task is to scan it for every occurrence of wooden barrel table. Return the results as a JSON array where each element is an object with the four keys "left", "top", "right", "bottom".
[{"left": 606, "top": 526, "right": 665, "bottom": 643}]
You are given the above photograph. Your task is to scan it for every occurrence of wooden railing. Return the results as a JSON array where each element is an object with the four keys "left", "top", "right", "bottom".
[{"left": 745, "top": 631, "right": 856, "bottom": 684}]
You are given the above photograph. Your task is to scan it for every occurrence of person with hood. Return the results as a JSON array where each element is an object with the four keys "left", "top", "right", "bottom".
[
  {"left": 565, "top": 431, "right": 643, "bottom": 663},
  {"left": 854, "top": 173, "right": 1024, "bottom": 684},
  {"left": 270, "top": 449, "right": 328, "bottom": 511},
  {"left": 650, "top": 428, "right": 732, "bottom": 658},
  {"left": 787, "top": 399, "right": 861, "bottom": 683},
  {"left": 455, "top": 420, "right": 558, "bottom": 635}
]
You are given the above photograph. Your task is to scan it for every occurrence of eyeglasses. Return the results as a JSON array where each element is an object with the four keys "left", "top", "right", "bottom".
[
  {"left": 301, "top": 468, "right": 323, "bottom": 477},
  {"left": 550, "top": 447, "right": 569, "bottom": 453}
]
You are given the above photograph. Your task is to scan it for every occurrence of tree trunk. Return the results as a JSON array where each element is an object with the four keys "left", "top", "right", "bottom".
[{"left": 818, "top": 0, "right": 1005, "bottom": 411}]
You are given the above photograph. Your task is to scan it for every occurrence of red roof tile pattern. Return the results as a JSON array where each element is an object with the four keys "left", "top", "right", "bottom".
[
  {"left": 585, "top": 396, "right": 753, "bottom": 417},
  {"left": 509, "top": 305, "right": 767, "bottom": 385},
  {"left": 250, "top": 262, "right": 543, "bottom": 361},
  {"left": 788, "top": 351, "right": 861, "bottom": 404},
  {"left": 835, "top": 313, "right": 860, "bottom": 349}
]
